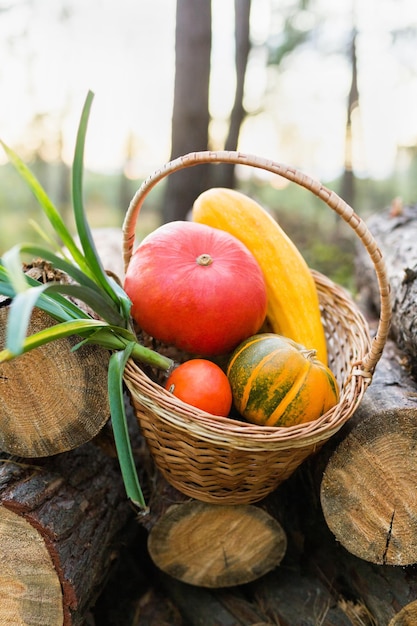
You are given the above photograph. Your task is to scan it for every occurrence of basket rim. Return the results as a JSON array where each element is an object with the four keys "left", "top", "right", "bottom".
[
  {"left": 122, "top": 150, "right": 391, "bottom": 375},
  {"left": 124, "top": 358, "right": 367, "bottom": 451}
]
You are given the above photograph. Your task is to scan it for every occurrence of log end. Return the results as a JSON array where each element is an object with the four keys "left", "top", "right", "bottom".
[
  {"left": 0, "top": 504, "right": 63, "bottom": 625},
  {"left": 0, "top": 307, "right": 110, "bottom": 457},
  {"left": 321, "top": 410, "right": 417, "bottom": 566},
  {"left": 147, "top": 501, "right": 287, "bottom": 588}
]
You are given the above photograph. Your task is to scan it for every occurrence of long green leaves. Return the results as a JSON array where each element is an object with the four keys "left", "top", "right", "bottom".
[
  {"left": 108, "top": 344, "right": 147, "bottom": 509},
  {"left": 0, "top": 91, "right": 175, "bottom": 509},
  {"left": 72, "top": 91, "right": 130, "bottom": 315},
  {"left": 5, "top": 284, "right": 50, "bottom": 355},
  {"left": 0, "top": 318, "right": 112, "bottom": 361},
  {"left": 0, "top": 140, "right": 87, "bottom": 272}
]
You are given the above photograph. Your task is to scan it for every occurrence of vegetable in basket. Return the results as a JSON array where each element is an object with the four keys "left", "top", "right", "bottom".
[
  {"left": 227, "top": 333, "right": 339, "bottom": 427},
  {"left": 165, "top": 358, "right": 233, "bottom": 417},
  {"left": 123, "top": 220, "right": 268, "bottom": 357}
]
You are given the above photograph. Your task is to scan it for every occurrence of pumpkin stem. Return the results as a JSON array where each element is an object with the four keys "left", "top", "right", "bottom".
[
  {"left": 196, "top": 253, "right": 213, "bottom": 267},
  {"left": 301, "top": 348, "right": 318, "bottom": 361}
]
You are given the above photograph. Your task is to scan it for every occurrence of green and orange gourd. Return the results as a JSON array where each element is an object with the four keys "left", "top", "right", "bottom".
[{"left": 227, "top": 334, "right": 339, "bottom": 428}]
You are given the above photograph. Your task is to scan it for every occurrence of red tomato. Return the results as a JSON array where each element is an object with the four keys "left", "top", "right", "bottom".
[
  {"left": 124, "top": 221, "right": 267, "bottom": 356},
  {"left": 164, "top": 359, "right": 233, "bottom": 416}
]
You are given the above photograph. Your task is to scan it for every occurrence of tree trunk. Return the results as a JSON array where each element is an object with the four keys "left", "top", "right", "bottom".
[
  {"left": 214, "top": 0, "right": 252, "bottom": 189},
  {"left": 340, "top": 29, "right": 359, "bottom": 210},
  {"left": 162, "top": 0, "right": 212, "bottom": 223},
  {"left": 325, "top": 215, "right": 417, "bottom": 568},
  {"left": 0, "top": 435, "right": 135, "bottom": 625}
]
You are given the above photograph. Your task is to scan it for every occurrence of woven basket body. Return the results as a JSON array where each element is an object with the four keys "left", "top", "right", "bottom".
[{"left": 122, "top": 151, "right": 392, "bottom": 505}]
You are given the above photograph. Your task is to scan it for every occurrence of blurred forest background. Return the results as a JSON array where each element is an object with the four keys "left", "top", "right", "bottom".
[{"left": 1, "top": 0, "right": 417, "bottom": 290}]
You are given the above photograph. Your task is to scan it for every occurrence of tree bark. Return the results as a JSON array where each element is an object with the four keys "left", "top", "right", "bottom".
[
  {"left": 0, "top": 435, "right": 135, "bottom": 626},
  {"left": 159, "top": 575, "right": 274, "bottom": 626},
  {"left": 305, "top": 507, "right": 417, "bottom": 626},
  {"left": 249, "top": 567, "right": 355, "bottom": 626},
  {"left": 356, "top": 203, "right": 417, "bottom": 375}
]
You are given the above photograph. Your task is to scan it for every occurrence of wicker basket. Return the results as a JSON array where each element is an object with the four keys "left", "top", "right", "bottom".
[{"left": 122, "top": 151, "right": 392, "bottom": 505}]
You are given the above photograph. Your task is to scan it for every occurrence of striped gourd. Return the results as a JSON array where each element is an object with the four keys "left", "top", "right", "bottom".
[{"left": 227, "top": 333, "right": 339, "bottom": 428}]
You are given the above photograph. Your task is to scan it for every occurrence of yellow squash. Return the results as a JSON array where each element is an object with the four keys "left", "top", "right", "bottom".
[{"left": 192, "top": 188, "right": 328, "bottom": 364}]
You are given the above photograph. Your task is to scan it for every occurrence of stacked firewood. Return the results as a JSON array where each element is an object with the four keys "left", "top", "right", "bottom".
[{"left": 2, "top": 210, "right": 417, "bottom": 626}]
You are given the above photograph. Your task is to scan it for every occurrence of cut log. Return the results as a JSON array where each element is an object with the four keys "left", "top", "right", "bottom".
[
  {"left": 142, "top": 470, "right": 287, "bottom": 588},
  {"left": 0, "top": 435, "right": 135, "bottom": 626},
  {"left": 0, "top": 504, "right": 63, "bottom": 625},
  {"left": 356, "top": 203, "right": 417, "bottom": 372},
  {"left": 250, "top": 445, "right": 417, "bottom": 626},
  {"left": 92, "top": 424, "right": 417, "bottom": 625},
  {"left": 0, "top": 305, "right": 110, "bottom": 457},
  {"left": 301, "top": 493, "right": 417, "bottom": 626},
  {"left": 320, "top": 340, "right": 417, "bottom": 565},
  {"left": 148, "top": 501, "right": 287, "bottom": 588}
]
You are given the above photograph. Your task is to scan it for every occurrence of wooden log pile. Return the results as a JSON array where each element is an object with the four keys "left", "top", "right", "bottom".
[
  {"left": 3, "top": 212, "right": 417, "bottom": 625},
  {"left": 0, "top": 432, "right": 137, "bottom": 625}
]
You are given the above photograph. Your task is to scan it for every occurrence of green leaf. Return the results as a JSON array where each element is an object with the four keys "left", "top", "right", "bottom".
[
  {"left": 5, "top": 283, "right": 50, "bottom": 354},
  {"left": 28, "top": 218, "right": 70, "bottom": 258},
  {"left": 0, "top": 141, "right": 87, "bottom": 272},
  {"left": 0, "top": 266, "right": 16, "bottom": 300},
  {"left": 72, "top": 91, "right": 120, "bottom": 305},
  {"left": 2, "top": 246, "right": 30, "bottom": 294},
  {"left": 0, "top": 283, "right": 14, "bottom": 299},
  {"left": 106, "top": 274, "right": 133, "bottom": 321},
  {"left": 44, "top": 282, "right": 125, "bottom": 326},
  {"left": 108, "top": 343, "right": 147, "bottom": 509},
  {"left": 0, "top": 266, "right": 89, "bottom": 323},
  {"left": 0, "top": 318, "right": 112, "bottom": 361},
  {"left": 14, "top": 244, "right": 126, "bottom": 326},
  {"left": 36, "top": 290, "right": 90, "bottom": 321},
  {"left": 18, "top": 244, "right": 109, "bottom": 299}
]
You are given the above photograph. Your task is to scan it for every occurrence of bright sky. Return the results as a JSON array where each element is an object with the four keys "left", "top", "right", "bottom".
[{"left": 0, "top": 0, "right": 416, "bottom": 181}]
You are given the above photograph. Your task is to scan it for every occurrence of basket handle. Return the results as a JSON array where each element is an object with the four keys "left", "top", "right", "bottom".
[{"left": 122, "top": 150, "right": 391, "bottom": 375}]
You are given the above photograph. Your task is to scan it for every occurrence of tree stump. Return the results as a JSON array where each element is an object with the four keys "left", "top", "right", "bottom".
[
  {"left": 0, "top": 435, "right": 135, "bottom": 625},
  {"left": 320, "top": 340, "right": 417, "bottom": 565},
  {"left": 0, "top": 304, "right": 110, "bottom": 457}
]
